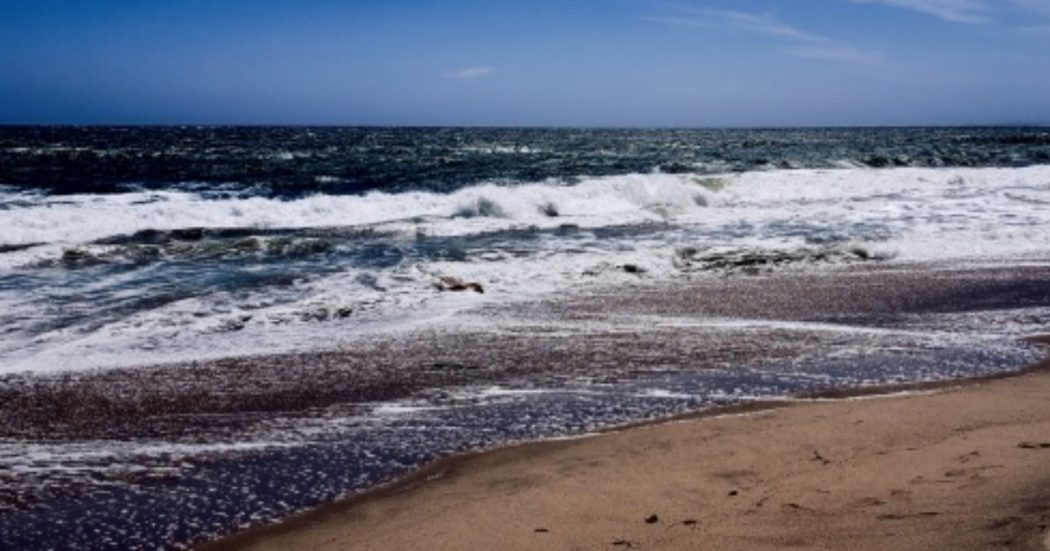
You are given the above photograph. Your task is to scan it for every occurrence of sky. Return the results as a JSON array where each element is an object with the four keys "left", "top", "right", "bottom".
[{"left": 1, "top": 0, "right": 1049, "bottom": 126}]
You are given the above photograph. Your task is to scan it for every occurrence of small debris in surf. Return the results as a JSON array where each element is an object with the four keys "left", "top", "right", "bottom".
[{"left": 435, "top": 276, "right": 484, "bottom": 294}]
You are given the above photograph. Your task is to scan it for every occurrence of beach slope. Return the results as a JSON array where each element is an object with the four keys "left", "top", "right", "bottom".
[{"left": 211, "top": 343, "right": 1050, "bottom": 551}]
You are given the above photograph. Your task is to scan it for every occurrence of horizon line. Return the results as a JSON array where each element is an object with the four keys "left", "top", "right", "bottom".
[{"left": 2, "top": 122, "right": 1048, "bottom": 130}]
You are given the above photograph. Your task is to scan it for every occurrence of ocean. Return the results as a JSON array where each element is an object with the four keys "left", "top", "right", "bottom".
[{"left": 1, "top": 126, "right": 1049, "bottom": 549}]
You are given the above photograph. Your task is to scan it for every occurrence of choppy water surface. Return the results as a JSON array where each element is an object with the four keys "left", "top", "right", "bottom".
[{"left": 4, "top": 126, "right": 1048, "bottom": 196}]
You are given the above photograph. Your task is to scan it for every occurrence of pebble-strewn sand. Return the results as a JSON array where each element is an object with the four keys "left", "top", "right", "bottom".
[{"left": 213, "top": 340, "right": 1050, "bottom": 551}]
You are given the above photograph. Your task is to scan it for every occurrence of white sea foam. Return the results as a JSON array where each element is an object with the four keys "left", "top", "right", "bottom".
[
  {"left": 0, "top": 172, "right": 714, "bottom": 247},
  {"left": 1, "top": 165, "right": 1048, "bottom": 374},
  {"left": 0, "top": 166, "right": 1047, "bottom": 257},
  {"left": 637, "top": 389, "right": 694, "bottom": 400}
]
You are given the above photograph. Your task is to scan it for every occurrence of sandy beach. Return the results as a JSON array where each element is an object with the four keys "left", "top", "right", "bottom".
[{"left": 212, "top": 338, "right": 1050, "bottom": 551}]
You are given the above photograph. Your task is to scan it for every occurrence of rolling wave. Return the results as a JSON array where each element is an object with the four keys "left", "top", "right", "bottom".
[{"left": 1, "top": 165, "right": 1049, "bottom": 374}]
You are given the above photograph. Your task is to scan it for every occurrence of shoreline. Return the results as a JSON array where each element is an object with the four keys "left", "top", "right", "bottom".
[
  {"left": 204, "top": 336, "right": 1050, "bottom": 551},
  {"left": 3, "top": 262, "right": 1048, "bottom": 549}
]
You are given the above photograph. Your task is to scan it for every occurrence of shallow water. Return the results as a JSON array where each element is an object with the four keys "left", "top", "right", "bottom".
[{"left": 0, "top": 338, "right": 1039, "bottom": 550}]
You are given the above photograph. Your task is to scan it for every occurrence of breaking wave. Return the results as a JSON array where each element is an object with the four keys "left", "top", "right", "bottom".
[{"left": 2, "top": 165, "right": 1049, "bottom": 374}]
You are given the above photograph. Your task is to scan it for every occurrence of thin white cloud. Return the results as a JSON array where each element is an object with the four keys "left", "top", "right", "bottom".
[
  {"left": 851, "top": 0, "right": 991, "bottom": 23},
  {"left": 786, "top": 45, "right": 886, "bottom": 65},
  {"left": 644, "top": 8, "right": 882, "bottom": 65},
  {"left": 699, "top": 9, "right": 834, "bottom": 44},
  {"left": 445, "top": 67, "right": 495, "bottom": 79},
  {"left": 851, "top": 0, "right": 1050, "bottom": 23},
  {"left": 646, "top": 8, "right": 833, "bottom": 43}
]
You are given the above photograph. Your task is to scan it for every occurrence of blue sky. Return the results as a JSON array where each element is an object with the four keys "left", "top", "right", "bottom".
[{"left": 1, "top": 0, "right": 1049, "bottom": 126}]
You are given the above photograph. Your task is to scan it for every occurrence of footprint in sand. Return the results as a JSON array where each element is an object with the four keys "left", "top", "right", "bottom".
[
  {"left": 877, "top": 511, "right": 939, "bottom": 521},
  {"left": 851, "top": 497, "right": 887, "bottom": 509},
  {"left": 944, "top": 464, "right": 1004, "bottom": 489},
  {"left": 783, "top": 502, "right": 818, "bottom": 513},
  {"left": 985, "top": 516, "right": 1021, "bottom": 530}
]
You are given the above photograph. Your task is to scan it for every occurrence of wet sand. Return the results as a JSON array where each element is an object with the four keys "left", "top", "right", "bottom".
[
  {"left": 213, "top": 339, "right": 1050, "bottom": 551},
  {"left": 6, "top": 263, "right": 1048, "bottom": 443}
]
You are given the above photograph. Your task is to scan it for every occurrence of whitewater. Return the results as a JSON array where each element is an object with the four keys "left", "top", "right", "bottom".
[{"left": 1, "top": 165, "right": 1050, "bottom": 374}]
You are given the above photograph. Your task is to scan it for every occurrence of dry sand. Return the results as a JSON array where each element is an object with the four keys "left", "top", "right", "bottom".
[{"left": 211, "top": 342, "right": 1050, "bottom": 551}]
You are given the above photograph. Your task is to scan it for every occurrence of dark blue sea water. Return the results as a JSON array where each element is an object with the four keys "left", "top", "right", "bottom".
[{"left": 3, "top": 126, "right": 1048, "bottom": 197}]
